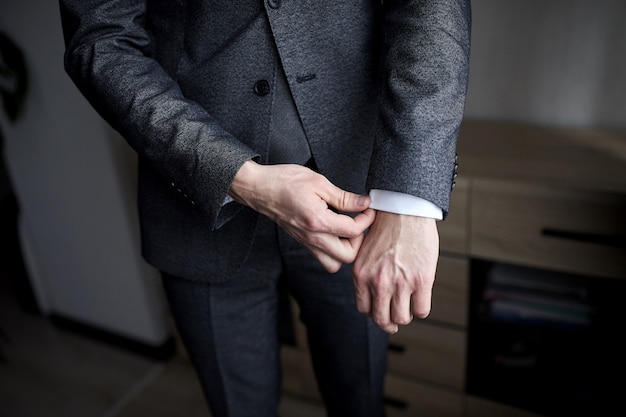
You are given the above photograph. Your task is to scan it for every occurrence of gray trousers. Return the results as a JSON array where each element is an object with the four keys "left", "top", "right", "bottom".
[{"left": 161, "top": 214, "right": 388, "bottom": 417}]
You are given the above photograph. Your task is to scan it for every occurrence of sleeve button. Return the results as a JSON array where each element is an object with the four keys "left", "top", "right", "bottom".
[{"left": 254, "top": 80, "right": 271, "bottom": 96}]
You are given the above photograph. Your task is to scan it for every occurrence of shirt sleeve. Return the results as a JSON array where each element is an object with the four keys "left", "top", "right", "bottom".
[{"left": 369, "top": 189, "right": 443, "bottom": 220}]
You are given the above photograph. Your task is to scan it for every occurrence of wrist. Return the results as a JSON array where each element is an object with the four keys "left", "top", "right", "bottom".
[
  {"left": 375, "top": 210, "right": 437, "bottom": 224},
  {"left": 229, "top": 160, "right": 262, "bottom": 207}
]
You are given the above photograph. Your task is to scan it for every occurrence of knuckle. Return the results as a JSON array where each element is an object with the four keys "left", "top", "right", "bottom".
[
  {"left": 385, "top": 326, "right": 399, "bottom": 335},
  {"left": 371, "top": 278, "right": 391, "bottom": 296},
  {"left": 341, "top": 191, "right": 351, "bottom": 209},
  {"left": 307, "top": 233, "right": 323, "bottom": 248},
  {"left": 310, "top": 175, "right": 329, "bottom": 191},
  {"left": 395, "top": 315, "right": 413, "bottom": 326},
  {"left": 355, "top": 304, "right": 370, "bottom": 315},
  {"left": 342, "top": 247, "right": 358, "bottom": 264},
  {"left": 352, "top": 264, "right": 365, "bottom": 280},
  {"left": 413, "top": 305, "right": 431, "bottom": 319},
  {"left": 373, "top": 317, "right": 388, "bottom": 328},
  {"left": 302, "top": 215, "right": 321, "bottom": 231},
  {"left": 326, "top": 261, "right": 341, "bottom": 274}
]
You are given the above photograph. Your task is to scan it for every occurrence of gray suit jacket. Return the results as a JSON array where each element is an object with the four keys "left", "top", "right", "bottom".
[{"left": 59, "top": 0, "right": 471, "bottom": 281}]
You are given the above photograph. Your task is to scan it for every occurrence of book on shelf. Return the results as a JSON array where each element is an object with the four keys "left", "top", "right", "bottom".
[{"left": 483, "top": 263, "right": 592, "bottom": 328}]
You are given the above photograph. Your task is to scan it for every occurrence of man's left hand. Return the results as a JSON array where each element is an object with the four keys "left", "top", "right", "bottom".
[{"left": 353, "top": 211, "right": 439, "bottom": 334}]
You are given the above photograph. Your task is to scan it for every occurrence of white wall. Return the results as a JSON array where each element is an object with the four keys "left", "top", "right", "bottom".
[
  {"left": 465, "top": 0, "right": 626, "bottom": 129},
  {"left": 0, "top": 0, "right": 170, "bottom": 346}
]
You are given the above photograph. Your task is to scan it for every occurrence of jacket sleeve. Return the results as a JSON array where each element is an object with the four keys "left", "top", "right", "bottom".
[
  {"left": 366, "top": 0, "right": 471, "bottom": 217},
  {"left": 58, "top": 0, "right": 259, "bottom": 229}
]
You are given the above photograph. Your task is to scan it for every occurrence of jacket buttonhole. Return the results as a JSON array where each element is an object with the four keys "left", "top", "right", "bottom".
[{"left": 296, "top": 73, "right": 317, "bottom": 83}]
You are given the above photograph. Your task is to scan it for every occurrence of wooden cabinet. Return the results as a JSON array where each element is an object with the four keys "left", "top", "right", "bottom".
[
  {"left": 470, "top": 178, "right": 626, "bottom": 280},
  {"left": 430, "top": 256, "right": 469, "bottom": 328},
  {"left": 281, "top": 120, "right": 626, "bottom": 417},
  {"left": 388, "top": 318, "right": 466, "bottom": 390},
  {"left": 385, "top": 375, "right": 464, "bottom": 417},
  {"left": 465, "top": 396, "right": 544, "bottom": 417}
]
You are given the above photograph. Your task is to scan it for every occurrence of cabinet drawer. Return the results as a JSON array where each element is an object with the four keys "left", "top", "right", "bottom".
[
  {"left": 439, "top": 177, "right": 470, "bottom": 255},
  {"left": 430, "top": 256, "right": 469, "bottom": 327},
  {"left": 387, "top": 321, "right": 466, "bottom": 389},
  {"left": 466, "top": 395, "right": 545, "bottom": 417},
  {"left": 280, "top": 346, "right": 321, "bottom": 402},
  {"left": 470, "top": 179, "right": 626, "bottom": 279},
  {"left": 385, "top": 375, "right": 463, "bottom": 417}
]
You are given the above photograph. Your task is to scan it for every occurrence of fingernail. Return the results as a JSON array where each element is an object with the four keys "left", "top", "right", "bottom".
[{"left": 355, "top": 195, "right": 368, "bottom": 207}]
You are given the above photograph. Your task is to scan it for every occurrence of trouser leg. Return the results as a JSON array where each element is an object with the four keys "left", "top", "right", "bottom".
[
  {"left": 162, "top": 274, "right": 283, "bottom": 417},
  {"left": 280, "top": 229, "right": 389, "bottom": 417},
  {"left": 160, "top": 216, "right": 284, "bottom": 417},
  {"left": 160, "top": 214, "right": 388, "bottom": 417}
]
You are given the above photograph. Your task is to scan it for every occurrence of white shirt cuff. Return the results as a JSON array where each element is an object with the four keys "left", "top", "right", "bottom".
[{"left": 369, "top": 189, "right": 443, "bottom": 220}]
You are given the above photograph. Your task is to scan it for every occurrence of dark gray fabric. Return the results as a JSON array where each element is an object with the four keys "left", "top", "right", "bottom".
[
  {"left": 161, "top": 215, "right": 388, "bottom": 417},
  {"left": 268, "top": 66, "right": 311, "bottom": 165},
  {"left": 59, "top": 0, "right": 471, "bottom": 282}
]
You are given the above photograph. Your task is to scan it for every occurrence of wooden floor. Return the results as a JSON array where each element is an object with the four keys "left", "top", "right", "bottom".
[{"left": 0, "top": 268, "right": 325, "bottom": 417}]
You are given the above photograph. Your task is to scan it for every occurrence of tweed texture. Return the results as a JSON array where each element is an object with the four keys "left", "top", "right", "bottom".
[{"left": 59, "top": 0, "right": 471, "bottom": 282}]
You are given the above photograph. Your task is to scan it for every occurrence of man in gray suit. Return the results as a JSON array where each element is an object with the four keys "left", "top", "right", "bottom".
[{"left": 59, "top": 0, "right": 471, "bottom": 416}]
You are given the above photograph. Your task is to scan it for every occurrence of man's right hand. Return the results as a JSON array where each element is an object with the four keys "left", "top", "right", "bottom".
[{"left": 229, "top": 161, "right": 375, "bottom": 273}]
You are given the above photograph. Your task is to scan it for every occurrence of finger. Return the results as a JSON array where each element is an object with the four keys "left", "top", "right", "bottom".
[
  {"left": 353, "top": 208, "right": 376, "bottom": 232},
  {"left": 306, "top": 244, "right": 343, "bottom": 274},
  {"left": 319, "top": 255, "right": 342, "bottom": 274},
  {"left": 378, "top": 322, "right": 399, "bottom": 334},
  {"left": 316, "top": 233, "right": 362, "bottom": 265},
  {"left": 391, "top": 290, "right": 413, "bottom": 326},
  {"left": 324, "top": 233, "right": 364, "bottom": 265},
  {"left": 289, "top": 215, "right": 362, "bottom": 266},
  {"left": 317, "top": 207, "right": 374, "bottom": 240},
  {"left": 411, "top": 290, "right": 433, "bottom": 319},
  {"left": 353, "top": 273, "right": 372, "bottom": 316},
  {"left": 345, "top": 231, "right": 366, "bottom": 258},
  {"left": 321, "top": 185, "right": 371, "bottom": 214},
  {"left": 370, "top": 285, "right": 398, "bottom": 334}
]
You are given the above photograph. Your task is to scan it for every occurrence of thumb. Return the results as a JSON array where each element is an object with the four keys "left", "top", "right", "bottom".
[{"left": 327, "top": 188, "right": 371, "bottom": 213}]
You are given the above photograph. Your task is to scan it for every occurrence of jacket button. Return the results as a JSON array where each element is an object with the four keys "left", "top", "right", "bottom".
[
  {"left": 254, "top": 80, "right": 270, "bottom": 96},
  {"left": 268, "top": 0, "right": 281, "bottom": 9}
]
